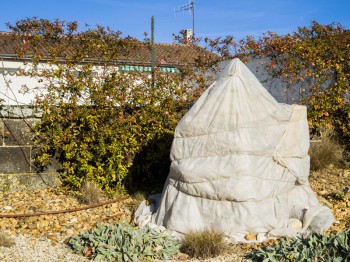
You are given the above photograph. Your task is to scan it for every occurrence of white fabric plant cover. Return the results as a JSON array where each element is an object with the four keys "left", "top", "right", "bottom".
[{"left": 151, "top": 58, "right": 333, "bottom": 243}]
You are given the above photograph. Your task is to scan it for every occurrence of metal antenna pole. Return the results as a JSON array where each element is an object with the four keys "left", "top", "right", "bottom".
[
  {"left": 151, "top": 16, "right": 155, "bottom": 88},
  {"left": 191, "top": 0, "right": 195, "bottom": 36},
  {"left": 175, "top": 0, "right": 195, "bottom": 37}
]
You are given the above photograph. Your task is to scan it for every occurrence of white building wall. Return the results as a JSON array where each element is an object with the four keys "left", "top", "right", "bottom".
[
  {"left": 1, "top": 59, "right": 302, "bottom": 106},
  {"left": 0, "top": 60, "right": 42, "bottom": 105}
]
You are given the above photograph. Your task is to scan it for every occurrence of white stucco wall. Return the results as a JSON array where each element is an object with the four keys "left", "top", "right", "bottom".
[
  {"left": 0, "top": 60, "right": 176, "bottom": 106},
  {"left": 1, "top": 59, "right": 307, "bottom": 106},
  {"left": 0, "top": 60, "right": 43, "bottom": 105}
]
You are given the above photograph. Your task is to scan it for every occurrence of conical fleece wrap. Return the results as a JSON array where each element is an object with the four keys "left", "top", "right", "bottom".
[{"left": 151, "top": 58, "right": 333, "bottom": 243}]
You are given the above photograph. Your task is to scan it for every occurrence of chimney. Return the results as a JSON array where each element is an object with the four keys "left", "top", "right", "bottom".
[{"left": 183, "top": 29, "right": 193, "bottom": 43}]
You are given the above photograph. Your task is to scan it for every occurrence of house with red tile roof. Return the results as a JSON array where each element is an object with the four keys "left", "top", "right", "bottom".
[
  {"left": 0, "top": 31, "right": 217, "bottom": 105},
  {"left": 0, "top": 31, "right": 218, "bottom": 191}
]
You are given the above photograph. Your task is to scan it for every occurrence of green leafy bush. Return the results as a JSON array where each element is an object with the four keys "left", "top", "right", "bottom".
[
  {"left": 252, "top": 229, "right": 350, "bottom": 262},
  {"left": 68, "top": 221, "right": 180, "bottom": 261},
  {"left": 6, "top": 19, "right": 350, "bottom": 194},
  {"left": 237, "top": 21, "right": 350, "bottom": 142},
  {"left": 180, "top": 228, "right": 227, "bottom": 259},
  {"left": 7, "top": 18, "right": 216, "bottom": 194}
]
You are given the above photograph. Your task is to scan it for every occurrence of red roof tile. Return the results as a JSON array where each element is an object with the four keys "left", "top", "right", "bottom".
[{"left": 0, "top": 32, "right": 218, "bottom": 67}]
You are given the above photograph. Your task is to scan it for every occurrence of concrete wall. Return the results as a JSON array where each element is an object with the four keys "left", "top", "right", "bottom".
[{"left": 0, "top": 106, "right": 59, "bottom": 192}]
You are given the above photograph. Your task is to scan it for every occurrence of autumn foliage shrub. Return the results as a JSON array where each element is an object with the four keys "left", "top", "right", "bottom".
[
  {"left": 7, "top": 18, "right": 216, "bottom": 194},
  {"left": 6, "top": 18, "right": 350, "bottom": 195},
  {"left": 237, "top": 21, "right": 350, "bottom": 142}
]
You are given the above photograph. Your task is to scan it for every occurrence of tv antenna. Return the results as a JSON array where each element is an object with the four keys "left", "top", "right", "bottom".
[{"left": 175, "top": 0, "right": 195, "bottom": 36}]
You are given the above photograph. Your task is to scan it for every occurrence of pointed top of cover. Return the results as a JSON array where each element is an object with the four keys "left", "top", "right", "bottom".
[{"left": 176, "top": 58, "right": 293, "bottom": 137}]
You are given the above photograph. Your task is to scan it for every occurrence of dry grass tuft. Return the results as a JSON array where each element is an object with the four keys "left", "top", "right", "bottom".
[
  {"left": 78, "top": 180, "right": 102, "bottom": 205},
  {"left": 0, "top": 232, "right": 15, "bottom": 248},
  {"left": 128, "top": 191, "right": 146, "bottom": 214},
  {"left": 309, "top": 129, "right": 344, "bottom": 171},
  {"left": 181, "top": 228, "right": 227, "bottom": 259}
]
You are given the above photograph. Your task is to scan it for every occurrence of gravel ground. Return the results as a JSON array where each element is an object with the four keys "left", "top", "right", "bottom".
[
  {"left": 0, "top": 233, "right": 88, "bottom": 262},
  {"left": 0, "top": 166, "right": 348, "bottom": 261},
  {"left": 0, "top": 233, "right": 252, "bottom": 262}
]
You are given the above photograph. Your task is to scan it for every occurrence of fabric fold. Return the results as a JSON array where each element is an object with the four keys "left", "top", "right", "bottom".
[{"left": 150, "top": 58, "right": 333, "bottom": 243}]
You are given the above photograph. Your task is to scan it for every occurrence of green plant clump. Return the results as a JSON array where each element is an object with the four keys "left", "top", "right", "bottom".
[
  {"left": 68, "top": 221, "right": 180, "bottom": 261},
  {"left": 252, "top": 229, "right": 350, "bottom": 262}
]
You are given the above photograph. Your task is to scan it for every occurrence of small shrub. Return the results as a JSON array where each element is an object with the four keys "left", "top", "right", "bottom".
[
  {"left": 68, "top": 221, "right": 180, "bottom": 261},
  {"left": 0, "top": 232, "right": 15, "bottom": 248},
  {"left": 78, "top": 180, "right": 102, "bottom": 205},
  {"left": 181, "top": 228, "right": 226, "bottom": 259},
  {"left": 252, "top": 229, "right": 350, "bottom": 261},
  {"left": 309, "top": 129, "right": 344, "bottom": 171}
]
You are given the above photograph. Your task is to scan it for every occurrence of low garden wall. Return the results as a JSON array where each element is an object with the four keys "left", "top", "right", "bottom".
[{"left": 0, "top": 105, "right": 59, "bottom": 192}]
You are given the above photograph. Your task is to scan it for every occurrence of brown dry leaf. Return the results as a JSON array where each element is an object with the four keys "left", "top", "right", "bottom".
[{"left": 83, "top": 246, "right": 93, "bottom": 257}]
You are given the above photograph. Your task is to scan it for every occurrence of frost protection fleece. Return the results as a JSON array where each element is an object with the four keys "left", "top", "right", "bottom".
[{"left": 151, "top": 58, "right": 333, "bottom": 243}]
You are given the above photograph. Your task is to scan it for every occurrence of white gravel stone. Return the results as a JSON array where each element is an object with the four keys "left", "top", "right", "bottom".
[
  {"left": 288, "top": 218, "right": 303, "bottom": 230},
  {"left": 68, "top": 217, "right": 78, "bottom": 223},
  {"left": 0, "top": 234, "right": 89, "bottom": 262}
]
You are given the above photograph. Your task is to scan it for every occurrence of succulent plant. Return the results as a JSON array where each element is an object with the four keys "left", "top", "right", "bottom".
[
  {"left": 252, "top": 229, "right": 350, "bottom": 261},
  {"left": 68, "top": 221, "right": 180, "bottom": 261}
]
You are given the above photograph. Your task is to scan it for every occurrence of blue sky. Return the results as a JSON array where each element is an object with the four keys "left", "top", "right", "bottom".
[{"left": 0, "top": 0, "right": 349, "bottom": 43}]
